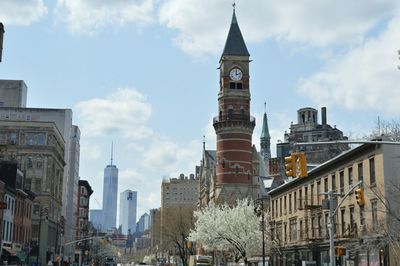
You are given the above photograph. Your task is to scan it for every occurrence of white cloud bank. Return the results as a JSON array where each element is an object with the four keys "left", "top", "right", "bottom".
[
  {"left": 0, "top": 0, "right": 47, "bottom": 25},
  {"left": 75, "top": 88, "right": 153, "bottom": 139},
  {"left": 56, "top": 0, "right": 154, "bottom": 34},
  {"left": 299, "top": 17, "right": 400, "bottom": 114},
  {"left": 158, "top": 0, "right": 400, "bottom": 57}
]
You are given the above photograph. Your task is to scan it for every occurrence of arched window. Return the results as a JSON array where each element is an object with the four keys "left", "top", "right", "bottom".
[{"left": 228, "top": 108, "right": 234, "bottom": 119}]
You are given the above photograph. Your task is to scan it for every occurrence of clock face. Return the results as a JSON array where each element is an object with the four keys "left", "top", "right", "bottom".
[{"left": 229, "top": 68, "right": 243, "bottom": 81}]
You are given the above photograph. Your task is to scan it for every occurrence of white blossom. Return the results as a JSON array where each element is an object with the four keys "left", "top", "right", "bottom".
[{"left": 189, "top": 199, "right": 268, "bottom": 263}]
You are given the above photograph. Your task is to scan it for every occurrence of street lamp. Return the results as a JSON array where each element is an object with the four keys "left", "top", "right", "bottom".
[{"left": 254, "top": 198, "right": 266, "bottom": 266}]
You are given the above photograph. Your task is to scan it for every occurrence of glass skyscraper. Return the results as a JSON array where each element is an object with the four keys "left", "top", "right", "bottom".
[
  {"left": 119, "top": 190, "right": 137, "bottom": 234},
  {"left": 102, "top": 155, "right": 118, "bottom": 230}
]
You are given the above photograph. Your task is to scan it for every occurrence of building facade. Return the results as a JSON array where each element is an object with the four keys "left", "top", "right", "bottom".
[
  {"left": 269, "top": 142, "right": 400, "bottom": 266},
  {"left": 136, "top": 213, "right": 150, "bottom": 234},
  {"left": 0, "top": 120, "right": 65, "bottom": 265},
  {"left": 0, "top": 80, "right": 27, "bottom": 108},
  {"left": 0, "top": 101, "right": 80, "bottom": 260},
  {"left": 75, "top": 180, "right": 93, "bottom": 266},
  {"left": 277, "top": 107, "right": 349, "bottom": 165},
  {"left": 119, "top": 190, "right": 137, "bottom": 235}
]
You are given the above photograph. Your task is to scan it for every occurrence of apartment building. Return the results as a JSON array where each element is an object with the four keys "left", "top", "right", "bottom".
[{"left": 269, "top": 142, "right": 400, "bottom": 266}]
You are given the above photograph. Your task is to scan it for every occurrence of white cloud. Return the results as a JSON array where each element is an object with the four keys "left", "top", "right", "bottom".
[
  {"left": 75, "top": 88, "right": 153, "bottom": 139},
  {"left": 0, "top": 0, "right": 47, "bottom": 26},
  {"left": 158, "top": 0, "right": 399, "bottom": 57},
  {"left": 80, "top": 141, "right": 102, "bottom": 160},
  {"left": 299, "top": 17, "right": 400, "bottom": 114},
  {"left": 141, "top": 137, "right": 201, "bottom": 175},
  {"left": 56, "top": 0, "right": 154, "bottom": 34}
]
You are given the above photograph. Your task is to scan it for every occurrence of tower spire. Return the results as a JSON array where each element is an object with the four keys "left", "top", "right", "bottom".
[
  {"left": 221, "top": 2, "right": 249, "bottom": 58},
  {"left": 110, "top": 141, "right": 114, "bottom": 166}
]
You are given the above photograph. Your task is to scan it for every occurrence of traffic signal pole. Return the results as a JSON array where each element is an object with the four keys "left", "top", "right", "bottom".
[{"left": 321, "top": 180, "right": 362, "bottom": 266}]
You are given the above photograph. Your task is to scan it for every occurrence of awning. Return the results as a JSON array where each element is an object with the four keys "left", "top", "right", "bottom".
[{"left": 2, "top": 246, "right": 17, "bottom": 256}]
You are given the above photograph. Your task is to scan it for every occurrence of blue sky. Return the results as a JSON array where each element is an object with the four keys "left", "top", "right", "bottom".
[{"left": 1, "top": 0, "right": 400, "bottom": 222}]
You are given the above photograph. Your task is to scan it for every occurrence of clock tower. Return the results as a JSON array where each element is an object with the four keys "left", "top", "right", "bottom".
[{"left": 213, "top": 8, "right": 256, "bottom": 203}]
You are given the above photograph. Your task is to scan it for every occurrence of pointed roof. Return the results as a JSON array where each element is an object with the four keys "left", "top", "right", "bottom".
[
  {"left": 221, "top": 9, "right": 250, "bottom": 57},
  {"left": 261, "top": 112, "right": 271, "bottom": 139}
]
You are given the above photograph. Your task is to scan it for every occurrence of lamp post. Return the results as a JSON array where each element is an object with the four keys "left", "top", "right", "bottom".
[{"left": 254, "top": 198, "right": 266, "bottom": 266}]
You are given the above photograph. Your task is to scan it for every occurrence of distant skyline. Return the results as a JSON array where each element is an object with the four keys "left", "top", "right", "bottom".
[{"left": 1, "top": 1, "right": 400, "bottom": 216}]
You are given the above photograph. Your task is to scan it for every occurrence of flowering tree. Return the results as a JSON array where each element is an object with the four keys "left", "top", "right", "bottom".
[{"left": 189, "top": 199, "right": 268, "bottom": 264}]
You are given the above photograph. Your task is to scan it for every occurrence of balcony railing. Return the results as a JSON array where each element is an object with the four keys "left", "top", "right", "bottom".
[{"left": 213, "top": 115, "right": 255, "bottom": 130}]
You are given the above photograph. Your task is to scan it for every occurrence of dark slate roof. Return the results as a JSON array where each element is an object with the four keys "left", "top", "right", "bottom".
[{"left": 221, "top": 10, "right": 250, "bottom": 57}]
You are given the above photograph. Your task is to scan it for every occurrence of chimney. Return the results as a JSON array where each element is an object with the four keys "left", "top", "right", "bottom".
[{"left": 321, "top": 107, "right": 327, "bottom": 126}]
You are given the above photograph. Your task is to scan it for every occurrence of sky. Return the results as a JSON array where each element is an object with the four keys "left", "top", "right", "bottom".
[{"left": 1, "top": 0, "right": 400, "bottom": 224}]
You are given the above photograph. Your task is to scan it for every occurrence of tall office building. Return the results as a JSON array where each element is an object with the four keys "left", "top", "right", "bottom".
[
  {"left": 119, "top": 190, "right": 137, "bottom": 234},
  {"left": 102, "top": 145, "right": 118, "bottom": 230}
]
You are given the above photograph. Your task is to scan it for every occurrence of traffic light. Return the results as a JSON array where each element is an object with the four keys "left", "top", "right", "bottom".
[
  {"left": 298, "top": 152, "right": 308, "bottom": 178},
  {"left": 335, "top": 246, "right": 346, "bottom": 256},
  {"left": 355, "top": 188, "right": 365, "bottom": 207},
  {"left": 285, "top": 154, "right": 296, "bottom": 177}
]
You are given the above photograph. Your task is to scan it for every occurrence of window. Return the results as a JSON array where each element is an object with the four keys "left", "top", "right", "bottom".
[
  {"left": 311, "top": 184, "right": 314, "bottom": 205},
  {"left": 339, "top": 171, "right": 344, "bottom": 194},
  {"left": 276, "top": 222, "right": 282, "bottom": 242},
  {"left": 27, "top": 133, "right": 35, "bottom": 145},
  {"left": 294, "top": 191, "right": 297, "bottom": 211},
  {"left": 311, "top": 216, "right": 316, "bottom": 238},
  {"left": 37, "top": 134, "right": 46, "bottom": 145},
  {"left": 290, "top": 219, "right": 297, "bottom": 241},
  {"left": 229, "top": 82, "right": 243, "bottom": 89},
  {"left": 284, "top": 196, "right": 287, "bottom": 214},
  {"left": 324, "top": 178, "right": 328, "bottom": 199},
  {"left": 279, "top": 198, "right": 282, "bottom": 217},
  {"left": 305, "top": 186, "right": 308, "bottom": 205},
  {"left": 318, "top": 215, "right": 322, "bottom": 238},
  {"left": 358, "top": 162, "right": 363, "bottom": 184},
  {"left": 289, "top": 194, "right": 292, "bottom": 213},
  {"left": 299, "top": 219, "right": 303, "bottom": 239},
  {"left": 349, "top": 207, "right": 355, "bottom": 231},
  {"left": 341, "top": 208, "right": 346, "bottom": 236},
  {"left": 360, "top": 207, "right": 365, "bottom": 230},
  {"left": 317, "top": 181, "right": 321, "bottom": 204},
  {"left": 299, "top": 189, "right": 302, "bottom": 209},
  {"left": 369, "top": 158, "right": 376, "bottom": 185},
  {"left": 9, "top": 132, "right": 16, "bottom": 144},
  {"left": 27, "top": 157, "right": 32, "bottom": 168},
  {"left": 332, "top": 174, "right": 336, "bottom": 192},
  {"left": 348, "top": 167, "right": 353, "bottom": 186},
  {"left": 372, "top": 200, "right": 378, "bottom": 231},
  {"left": 228, "top": 108, "right": 233, "bottom": 119}
]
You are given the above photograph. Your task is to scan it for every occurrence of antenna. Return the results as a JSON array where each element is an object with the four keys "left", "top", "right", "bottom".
[
  {"left": 232, "top": 0, "right": 236, "bottom": 11},
  {"left": 111, "top": 141, "right": 114, "bottom": 166},
  {"left": 264, "top": 102, "right": 266, "bottom": 113},
  {"left": 203, "top": 135, "right": 206, "bottom": 150}
]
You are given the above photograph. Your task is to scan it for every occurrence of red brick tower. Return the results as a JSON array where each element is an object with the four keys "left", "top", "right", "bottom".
[{"left": 213, "top": 8, "right": 256, "bottom": 203}]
